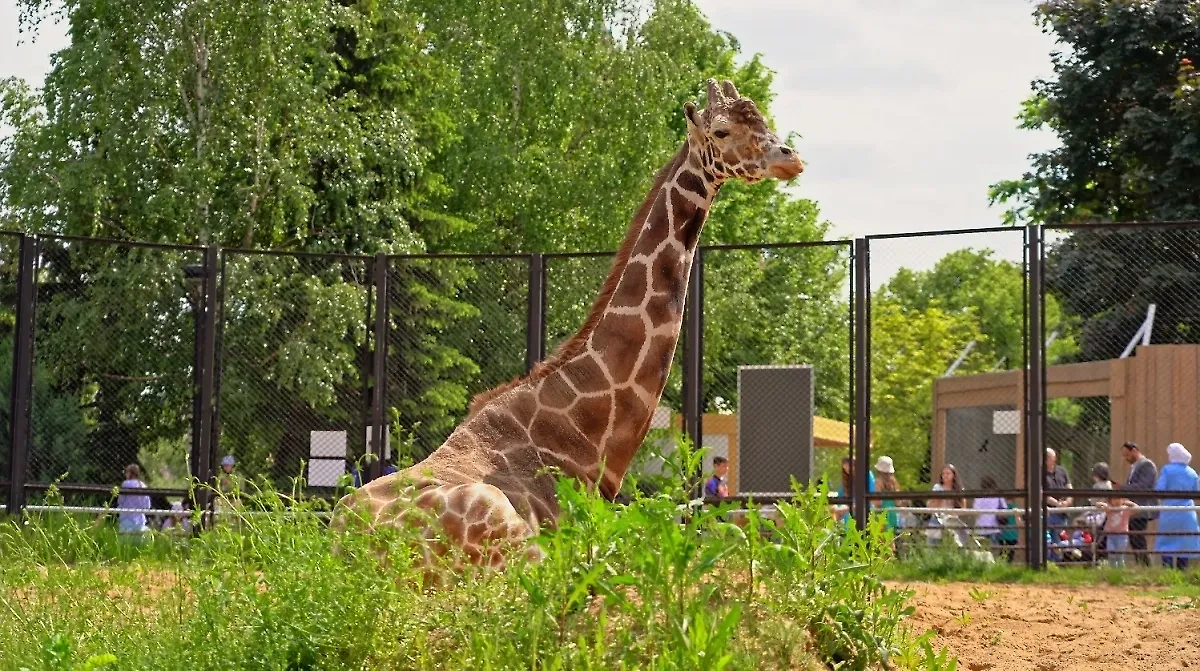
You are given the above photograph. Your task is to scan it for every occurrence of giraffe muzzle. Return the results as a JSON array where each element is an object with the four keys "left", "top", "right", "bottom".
[{"left": 767, "top": 145, "right": 805, "bottom": 180}]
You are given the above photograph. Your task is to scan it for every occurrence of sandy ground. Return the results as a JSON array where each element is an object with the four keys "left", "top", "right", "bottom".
[{"left": 897, "top": 581, "right": 1200, "bottom": 671}]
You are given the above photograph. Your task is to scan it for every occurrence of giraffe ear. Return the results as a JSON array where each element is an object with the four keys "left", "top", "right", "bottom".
[{"left": 684, "top": 101, "right": 701, "bottom": 129}]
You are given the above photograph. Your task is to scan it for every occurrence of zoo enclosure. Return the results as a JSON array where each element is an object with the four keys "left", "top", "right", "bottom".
[{"left": 2, "top": 222, "right": 1199, "bottom": 569}]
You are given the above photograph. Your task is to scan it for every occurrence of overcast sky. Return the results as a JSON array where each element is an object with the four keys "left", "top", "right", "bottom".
[{"left": 1, "top": 0, "right": 1062, "bottom": 285}]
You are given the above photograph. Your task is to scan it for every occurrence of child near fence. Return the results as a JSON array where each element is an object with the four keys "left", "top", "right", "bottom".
[{"left": 1099, "top": 494, "right": 1135, "bottom": 567}]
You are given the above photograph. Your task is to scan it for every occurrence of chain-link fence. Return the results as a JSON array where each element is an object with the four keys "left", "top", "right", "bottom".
[
  {"left": 216, "top": 250, "right": 372, "bottom": 493},
  {"left": 700, "top": 242, "right": 852, "bottom": 497},
  {"left": 4, "top": 223, "right": 1200, "bottom": 570},
  {"left": 863, "top": 228, "right": 1030, "bottom": 561},
  {"left": 1042, "top": 223, "right": 1200, "bottom": 563},
  {"left": 23, "top": 238, "right": 203, "bottom": 505},
  {"left": 387, "top": 255, "right": 530, "bottom": 466}
]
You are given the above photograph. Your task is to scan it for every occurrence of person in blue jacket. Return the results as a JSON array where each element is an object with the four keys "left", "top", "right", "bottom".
[{"left": 1153, "top": 442, "right": 1200, "bottom": 570}]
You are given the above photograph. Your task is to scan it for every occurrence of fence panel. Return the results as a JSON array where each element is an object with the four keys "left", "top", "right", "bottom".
[
  {"left": 700, "top": 242, "right": 853, "bottom": 497},
  {"left": 1043, "top": 223, "right": 1200, "bottom": 560},
  {"left": 24, "top": 238, "right": 203, "bottom": 503},
  {"left": 387, "top": 255, "right": 530, "bottom": 465},
  {"left": 866, "top": 229, "right": 1029, "bottom": 557},
  {"left": 217, "top": 250, "right": 371, "bottom": 492},
  {"left": 0, "top": 232, "right": 24, "bottom": 504}
]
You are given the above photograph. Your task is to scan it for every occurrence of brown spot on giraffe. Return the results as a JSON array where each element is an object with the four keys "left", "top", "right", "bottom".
[
  {"left": 609, "top": 261, "right": 648, "bottom": 307},
  {"left": 569, "top": 394, "right": 612, "bottom": 446},
  {"left": 589, "top": 313, "right": 646, "bottom": 383},
  {"left": 332, "top": 78, "right": 804, "bottom": 582},
  {"left": 560, "top": 356, "right": 608, "bottom": 394}
]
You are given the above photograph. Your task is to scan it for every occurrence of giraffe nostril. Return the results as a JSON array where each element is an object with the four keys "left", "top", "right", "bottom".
[{"left": 779, "top": 146, "right": 793, "bottom": 156}]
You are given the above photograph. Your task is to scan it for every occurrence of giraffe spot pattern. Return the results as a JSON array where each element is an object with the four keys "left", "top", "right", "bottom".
[
  {"left": 632, "top": 194, "right": 670, "bottom": 257},
  {"left": 569, "top": 394, "right": 613, "bottom": 446},
  {"left": 645, "top": 293, "right": 682, "bottom": 327},
  {"left": 537, "top": 373, "right": 576, "bottom": 409},
  {"left": 635, "top": 335, "right": 676, "bottom": 393},
  {"left": 676, "top": 170, "right": 707, "bottom": 199},
  {"left": 530, "top": 412, "right": 595, "bottom": 465},
  {"left": 590, "top": 312, "right": 646, "bottom": 384},
  {"left": 651, "top": 245, "right": 684, "bottom": 296},
  {"left": 560, "top": 356, "right": 608, "bottom": 393},
  {"left": 508, "top": 388, "right": 538, "bottom": 427},
  {"left": 610, "top": 260, "right": 648, "bottom": 307}
]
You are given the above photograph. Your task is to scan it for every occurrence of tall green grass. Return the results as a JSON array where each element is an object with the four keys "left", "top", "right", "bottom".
[{"left": 0, "top": 438, "right": 958, "bottom": 670}]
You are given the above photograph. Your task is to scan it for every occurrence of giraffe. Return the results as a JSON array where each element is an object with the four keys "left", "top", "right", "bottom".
[{"left": 333, "top": 79, "right": 804, "bottom": 579}]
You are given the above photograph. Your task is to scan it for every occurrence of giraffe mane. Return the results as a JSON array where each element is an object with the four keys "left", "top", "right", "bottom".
[{"left": 465, "top": 142, "right": 691, "bottom": 418}]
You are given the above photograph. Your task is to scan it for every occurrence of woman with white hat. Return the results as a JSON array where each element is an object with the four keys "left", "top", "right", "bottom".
[
  {"left": 1153, "top": 442, "right": 1200, "bottom": 569},
  {"left": 873, "top": 456, "right": 906, "bottom": 534}
]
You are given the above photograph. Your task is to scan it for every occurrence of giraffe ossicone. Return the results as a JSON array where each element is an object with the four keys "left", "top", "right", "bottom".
[{"left": 332, "top": 78, "right": 804, "bottom": 581}]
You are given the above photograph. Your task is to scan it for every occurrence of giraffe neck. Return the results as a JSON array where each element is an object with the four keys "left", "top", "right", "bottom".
[{"left": 572, "top": 140, "right": 722, "bottom": 497}]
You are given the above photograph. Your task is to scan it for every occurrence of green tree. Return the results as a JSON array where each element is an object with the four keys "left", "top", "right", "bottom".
[
  {"left": 990, "top": 0, "right": 1200, "bottom": 365},
  {"left": 0, "top": 0, "right": 469, "bottom": 486},
  {"left": 869, "top": 298, "right": 985, "bottom": 488},
  {"left": 878, "top": 248, "right": 1078, "bottom": 369}
]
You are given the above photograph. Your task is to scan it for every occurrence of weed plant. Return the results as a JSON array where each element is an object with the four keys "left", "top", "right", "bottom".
[{"left": 0, "top": 436, "right": 957, "bottom": 670}]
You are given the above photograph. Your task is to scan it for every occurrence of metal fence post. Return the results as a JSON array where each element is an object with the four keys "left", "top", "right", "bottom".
[
  {"left": 368, "top": 253, "right": 388, "bottom": 482},
  {"left": 193, "top": 246, "right": 219, "bottom": 516},
  {"left": 1025, "top": 225, "right": 1046, "bottom": 569},
  {"left": 682, "top": 248, "right": 705, "bottom": 455},
  {"left": 526, "top": 253, "right": 546, "bottom": 372},
  {"left": 853, "top": 238, "right": 870, "bottom": 530},
  {"left": 6, "top": 235, "right": 37, "bottom": 516}
]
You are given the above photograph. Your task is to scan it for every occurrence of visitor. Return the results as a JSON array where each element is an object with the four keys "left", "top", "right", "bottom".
[
  {"left": 705, "top": 456, "right": 730, "bottom": 500},
  {"left": 926, "top": 463, "right": 966, "bottom": 547},
  {"left": 159, "top": 498, "right": 193, "bottom": 535},
  {"left": 117, "top": 464, "right": 152, "bottom": 535},
  {"left": 1098, "top": 491, "right": 1134, "bottom": 568},
  {"left": 1044, "top": 448, "right": 1073, "bottom": 537},
  {"left": 994, "top": 499, "right": 1022, "bottom": 563},
  {"left": 1078, "top": 462, "right": 1113, "bottom": 532},
  {"left": 1120, "top": 441, "right": 1158, "bottom": 566},
  {"left": 972, "top": 476, "right": 1007, "bottom": 548},
  {"left": 873, "top": 456, "right": 905, "bottom": 534},
  {"left": 833, "top": 456, "right": 875, "bottom": 524},
  {"left": 1153, "top": 443, "right": 1200, "bottom": 570}
]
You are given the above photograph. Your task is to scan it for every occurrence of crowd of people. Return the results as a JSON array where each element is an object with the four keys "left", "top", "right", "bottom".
[{"left": 701, "top": 440, "right": 1200, "bottom": 568}]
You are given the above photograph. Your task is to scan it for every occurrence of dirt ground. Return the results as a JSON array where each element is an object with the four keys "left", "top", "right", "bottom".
[{"left": 897, "top": 581, "right": 1200, "bottom": 671}]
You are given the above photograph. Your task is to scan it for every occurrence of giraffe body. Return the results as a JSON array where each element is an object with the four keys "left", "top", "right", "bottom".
[{"left": 335, "top": 79, "right": 804, "bottom": 577}]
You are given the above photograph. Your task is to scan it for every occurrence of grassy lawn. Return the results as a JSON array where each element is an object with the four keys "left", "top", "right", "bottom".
[{"left": 0, "top": 458, "right": 962, "bottom": 671}]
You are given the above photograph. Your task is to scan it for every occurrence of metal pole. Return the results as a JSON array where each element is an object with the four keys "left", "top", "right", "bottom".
[
  {"left": 195, "top": 246, "right": 219, "bottom": 516},
  {"left": 369, "top": 253, "right": 388, "bottom": 482},
  {"left": 1025, "top": 225, "right": 1045, "bottom": 568},
  {"left": 683, "top": 248, "right": 704, "bottom": 452},
  {"left": 852, "top": 238, "right": 870, "bottom": 530},
  {"left": 6, "top": 235, "right": 37, "bottom": 516},
  {"left": 210, "top": 251, "right": 228, "bottom": 477},
  {"left": 526, "top": 253, "right": 546, "bottom": 372}
]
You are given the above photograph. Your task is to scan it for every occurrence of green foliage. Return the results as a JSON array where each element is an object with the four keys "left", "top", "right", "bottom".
[
  {"left": 0, "top": 437, "right": 953, "bottom": 670},
  {"left": 1, "top": 0, "right": 848, "bottom": 484},
  {"left": 879, "top": 248, "right": 1078, "bottom": 370},
  {"left": 989, "top": 1, "right": 1200, "bottom": 372},
  {"left": 989, "top": 0, "right": 1200, "bottom": 227},
  {"left": 869, "top": 298, "right": 984, "bottom": 488}
]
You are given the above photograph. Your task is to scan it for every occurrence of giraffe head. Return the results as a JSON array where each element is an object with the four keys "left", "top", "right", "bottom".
[{"left": 683, "top": 78, "right": 804, "bottom": 184}]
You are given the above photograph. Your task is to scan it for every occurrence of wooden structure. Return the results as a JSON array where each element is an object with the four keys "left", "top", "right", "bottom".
[{"left": 932, "top": 344, "right": 1200, "bottom": 487}]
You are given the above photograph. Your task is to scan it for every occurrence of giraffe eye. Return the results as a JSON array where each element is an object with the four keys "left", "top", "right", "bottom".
[{"left": 713, "top": 129, "right": 730, "bottom": 139}]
